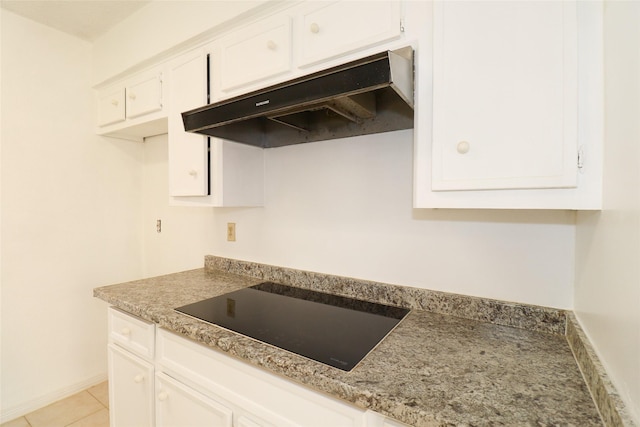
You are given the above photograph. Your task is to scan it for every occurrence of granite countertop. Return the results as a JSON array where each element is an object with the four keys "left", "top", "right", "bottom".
[{"left": 94, "top": 257, "right": 604, "bottom": 427}]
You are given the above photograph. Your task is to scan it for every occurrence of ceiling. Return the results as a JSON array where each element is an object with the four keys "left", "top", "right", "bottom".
[{"left": 1, "top": 0, "right": 151, "bottom": 41}]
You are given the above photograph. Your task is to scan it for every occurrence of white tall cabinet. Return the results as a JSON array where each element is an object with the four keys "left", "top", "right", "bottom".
[
  {"left": 167, "top": 48, "right": 265, "bottom": 207},
  {"left": 167, "top": 49, "right": 209, "bottom": 198}
]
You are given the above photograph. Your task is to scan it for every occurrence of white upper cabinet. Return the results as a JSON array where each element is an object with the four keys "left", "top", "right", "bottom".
[
  {"left": 126, "top": 73, "right": 163, "bottom": 119},
  {"left": 95, "top": 66, "right": 167, "bottom": 142},
  {"left": 297, "top": 1, "right": 402, "bottom": 67},
  {"left": 218, "top": 15, "right": 293, "bottom": 93},
  {"left": 167, "top": 49, "right": 209, "bottom": 197},
  {"left": 168, "top": 48, "right": 265, "bottom": 207},
  {"left": 431, "top": 1, "right": 577, "bottom": 192},
  {"left": 210, "top": 1, "right": 404, "bottom": 99},
  {"left": 414, "top": 0, "right": 603, "bottom": 209},
  {"left": 97, "top": 88, "right": 126, "bottom": 127}
]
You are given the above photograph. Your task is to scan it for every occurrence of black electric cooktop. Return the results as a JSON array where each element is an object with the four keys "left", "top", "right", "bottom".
[{"left": 175, "top": 282, "right": 410, "bottom": 371}]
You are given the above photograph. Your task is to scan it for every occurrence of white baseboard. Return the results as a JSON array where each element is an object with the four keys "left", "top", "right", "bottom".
[{"left": 0, "top": 373, "right": 108, "bottom": 423}]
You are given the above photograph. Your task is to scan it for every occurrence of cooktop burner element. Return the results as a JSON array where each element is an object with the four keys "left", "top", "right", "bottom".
[{"left": 175, "top": 282, "right": 410, "bottom": 371}]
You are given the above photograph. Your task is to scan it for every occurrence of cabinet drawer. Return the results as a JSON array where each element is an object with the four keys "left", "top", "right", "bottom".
[
  {"left": 157, "top": 328, "right": 366, "bottom": 427},
  {"left": 219, "top": 15, "right": 292, "bottom": 92},
  {"left": 97, "top": 87, "right": 125, "bottom": 127},
  {"left": 297, "top": 1, "right": 401, "bottom": 67},
  {"left": 108, "top": 307, "right": 155, "bottom": 360}
]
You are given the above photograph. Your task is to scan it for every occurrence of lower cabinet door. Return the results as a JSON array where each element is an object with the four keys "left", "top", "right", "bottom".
[
  {"left": 155, "top": 372, "right": 233, "bottom": 427},
  {"left": 108, "top": 344, "right": 154, "bottom": 427}
]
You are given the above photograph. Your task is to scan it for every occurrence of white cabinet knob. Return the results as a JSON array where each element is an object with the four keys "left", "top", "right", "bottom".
[
  {"left": 111, "top": 99, "right": 119, "bottom": 106},
  {"left": 133, "top": 374, "right": 144, "bottom": 383},
  {"left": 456, "top": 141, "right": 470, "bottom": 154},
  {"left": 128, "top": 92, "right": 136, "bottom": 100},
  {"left": 310, "top": 23, "right": 320, "bottom": 34},
  {"left": 266, "top": 40, "right": 277, "bottom": 50},
  {"left": 188, "top": 169, "right": 198, "bottom": 177},
  {"left": 158, "top": 391, "right": 168, "bottom": 401},
  {"left": 121, "top": 327, "right": 131, "bottom": 336}
]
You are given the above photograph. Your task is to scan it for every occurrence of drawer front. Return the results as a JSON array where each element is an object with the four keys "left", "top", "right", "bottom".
[
  {"left": 108, "top": 307, "right": 155, "bottom": 360},
  {"left": 157, "top": 328, "right": 366, "bottom": 427}
]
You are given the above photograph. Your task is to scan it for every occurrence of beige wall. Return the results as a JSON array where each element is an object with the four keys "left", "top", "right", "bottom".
[
  {"left": 0, "top": 10, "right": 145, "bottom": 420},
  {"left": 141, "top": 134, "right": 216, "bottom": 278},
  {"left": 574, "top": 1, "right": 640, "bottom": 423}
]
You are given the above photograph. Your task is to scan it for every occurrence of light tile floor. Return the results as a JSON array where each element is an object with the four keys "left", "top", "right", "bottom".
[{"left": 1, "top": 382, "right": 109, "bottom": 427}]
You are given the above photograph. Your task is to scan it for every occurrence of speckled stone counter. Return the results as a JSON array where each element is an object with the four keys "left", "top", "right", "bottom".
[{"left": 94, "top": 256, "right": 609, "bottom": 427}]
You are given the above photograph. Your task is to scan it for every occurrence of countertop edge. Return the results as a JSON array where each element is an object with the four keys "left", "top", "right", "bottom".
[{"left": 567, "top": 313, "right": 638, "bottom": 427}]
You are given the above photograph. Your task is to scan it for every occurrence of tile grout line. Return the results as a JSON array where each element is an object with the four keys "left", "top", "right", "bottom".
[
  {"left": 63, "top": 406, "right": 107, "bottom": 427},
  {"left": 5, "top": 384, "right": 109, "bottom": 427}
]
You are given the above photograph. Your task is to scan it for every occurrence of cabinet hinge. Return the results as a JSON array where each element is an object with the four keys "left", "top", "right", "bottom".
[{"left": 577, "top": 147, "right": 585, "bottom": 169}]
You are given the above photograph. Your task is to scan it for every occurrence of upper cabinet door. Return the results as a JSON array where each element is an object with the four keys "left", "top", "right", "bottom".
[
  {"left": 168, "top": 49, "right": 209, "bottom": 197},
  {"left": 218, "top": 15, "right": 292, "bottom": 93},
  {"left": 126, "top": 73, "right": 163, "bottom": 119},
  {"left": 97, "top": 88, "right": 126, "bottom": 127},
  {"left": 431, "top": 1, "right": 578, "bottom": 191},
  {"left": 297, "top": 1, "right": 402, "bottom": 67}
]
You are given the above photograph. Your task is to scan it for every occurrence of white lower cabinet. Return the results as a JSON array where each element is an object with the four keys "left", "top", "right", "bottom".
[
  {"left": 108, "top": 308, "right": 408, "bottom": 427},
  {"left": 108, "top": 344, "right": 155, "bottom": 427},
  {"left": 155, "top": 372, "right": 233, "bottom": 427},
  {"left": 156, "top": 328, "right": 364, "bottom": 427}
]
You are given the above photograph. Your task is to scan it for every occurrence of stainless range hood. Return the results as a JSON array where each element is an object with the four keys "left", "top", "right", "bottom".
[{"left": 181, "top": 47, "right": 414, "bottom": 148}]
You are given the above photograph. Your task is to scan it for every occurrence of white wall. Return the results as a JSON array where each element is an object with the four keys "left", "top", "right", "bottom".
[
  {"left": 0, "top": 11, "right": 145, "bottom": 420},
  {"left": 574, "top": 1, "right": 640, "bottom": 423},
  {"left": 205, "top": 130, "right": 577, "bottom": 308},
  {"left": 92, "top": 0, "right": 267, "bottom": 85},
  {"left": 137, "top": 130, "right": 574, "bottom": 308},
  {"left": 137, "top": 132, "right": 575, "bottom": 307},
  {"left": 141, "top": 134, "right": 216, "bottom": 277}
]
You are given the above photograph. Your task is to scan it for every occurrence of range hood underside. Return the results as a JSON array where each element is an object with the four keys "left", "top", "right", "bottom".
[{"left": 198, "top": 87, "right": 413, "bottom": 148}]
